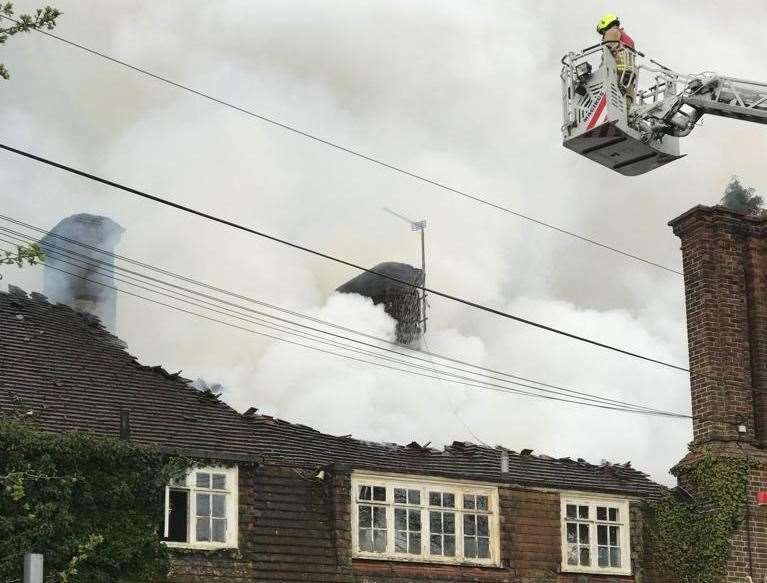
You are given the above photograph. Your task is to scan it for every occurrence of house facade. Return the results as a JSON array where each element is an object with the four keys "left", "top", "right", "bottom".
[{"left": 0, "top": 285, "right": 665, "bottom": 582}]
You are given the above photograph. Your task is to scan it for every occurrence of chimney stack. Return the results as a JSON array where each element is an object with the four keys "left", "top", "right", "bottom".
[
  {"left": 670, "top": 205, "right": 767, "bottom": 447},
  {"left": 336, "top": 262, "right": 424, "bottom": 344},
  {"left": 40, "top": 214, "right": 124, "bottom": 333}
]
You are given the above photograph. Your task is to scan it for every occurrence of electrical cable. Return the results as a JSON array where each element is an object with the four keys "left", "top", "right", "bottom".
[
  {"left": 0, "top": 220, "right": 688, "bottom": 415},
  {"left": 0, "top": 14, "right": 683, "bottom": 277},
  {"left": 0, "top": 145, "right": 692, "bottom": 374},
  {"left": 0, "top": 239, "right": 693, "bottom": 419}
]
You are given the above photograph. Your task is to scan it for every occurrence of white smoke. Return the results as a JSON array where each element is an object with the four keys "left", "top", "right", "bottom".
[{"left": 4, "top": 0, "right": 764, "bottom": 484}]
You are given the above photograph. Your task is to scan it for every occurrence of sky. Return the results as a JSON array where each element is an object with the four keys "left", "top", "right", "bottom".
[{"left": 2, "top": 0, "right": 766, "bottom": 485}]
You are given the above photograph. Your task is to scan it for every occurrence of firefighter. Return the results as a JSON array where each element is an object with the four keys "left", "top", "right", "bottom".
[{"left": 596, "top": 13, "right": 636, "bottom": 103}]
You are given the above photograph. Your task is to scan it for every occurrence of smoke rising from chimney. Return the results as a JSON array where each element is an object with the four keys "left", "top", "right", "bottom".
[
  {"left": 336, "top": 262, "right": 424, "bottom": 344},
  {"left": 40, "top": 213, "right": 124, "bottom": 332}
]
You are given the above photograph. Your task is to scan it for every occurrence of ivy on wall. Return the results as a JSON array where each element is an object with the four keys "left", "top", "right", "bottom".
[
  {"left": 644, "top": 451, "right": 758, "bottom": 583},
  {"left": 0, "top": 420, "right": 188, "bottom": 582}
]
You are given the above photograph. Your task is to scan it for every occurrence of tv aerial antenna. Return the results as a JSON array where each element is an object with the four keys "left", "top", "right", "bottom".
[{"left": 383, "top": 207, "right": 428, "bottom": 334}]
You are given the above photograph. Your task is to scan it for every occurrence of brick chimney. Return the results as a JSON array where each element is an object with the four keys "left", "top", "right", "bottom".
[
  {"left": 669, "top": 205, "right": 767, "bottom": 448},
  {"left": 670, "top": 204, "right": 767, "bottom": 582}
]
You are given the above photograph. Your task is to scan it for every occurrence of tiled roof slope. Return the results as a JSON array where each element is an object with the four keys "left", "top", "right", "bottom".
[
  {"left": 246, "top": 413, "right": 667, "bottom": 497},
  {"left": 0, "top": 286, "right": 665, "bottom": 497},
  {"left": 0, "top": 287, "right": 257, "bottom": 461}
]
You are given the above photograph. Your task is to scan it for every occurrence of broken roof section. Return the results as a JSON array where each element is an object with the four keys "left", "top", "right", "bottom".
[
  {"left": 244, "top": 411, "right": 665, "bottom": 497},
  {"left": 0, "top": 286, "right": 664, "bottom": 497},
  {"left": 0, "top": 286, "right": 257, "bottom": 461}
]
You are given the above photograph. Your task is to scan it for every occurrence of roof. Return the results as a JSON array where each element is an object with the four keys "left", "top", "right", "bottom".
[
  {"left": 0, "top": 286, "right": 258, "bottom": 461},
  {"left": 0, "top": 285, "right": 664, "bottom": 497},
  {"left": 245, "top": 412, "right": 666, "bottom": 497}
]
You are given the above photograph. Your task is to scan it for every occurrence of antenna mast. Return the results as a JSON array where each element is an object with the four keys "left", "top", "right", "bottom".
[{"left": 383, "top": 207, "right": 428, "bottom": 335}]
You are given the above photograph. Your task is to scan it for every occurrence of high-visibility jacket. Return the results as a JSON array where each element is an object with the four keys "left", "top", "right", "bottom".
[{"left": 603, "top": 27, "right": 635, "bottom": 72}]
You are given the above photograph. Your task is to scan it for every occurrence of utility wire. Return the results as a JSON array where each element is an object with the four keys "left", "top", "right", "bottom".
[
  {"left": 0, "top": 15, "right": 683, "bottom": 277},
  {"left": 0, "top": 144, "right": 691, "bottom": 374},
  {"left": 0, "top": 248, "right": 692, "bottom": 419},
  {"left": 0, "top": 227, "right": 688, "bottom": 417},
  {"left": 0, "top": 215, "right": 688, "bottom": 413}
]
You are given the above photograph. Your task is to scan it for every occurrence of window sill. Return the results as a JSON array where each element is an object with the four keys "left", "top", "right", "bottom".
[
  {"left": 353, "top": 553, "right": 500, "bottom": 568},
  {"left": 164, "top": 542, "right": 238, "bottom": 552},
  {"left": 561, "top": 566, "right": 632, "bottom": 577}
]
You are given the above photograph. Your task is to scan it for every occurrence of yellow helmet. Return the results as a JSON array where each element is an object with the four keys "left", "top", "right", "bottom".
[{"left": 596, "top": 13, "right": 619, "bottom": 34}]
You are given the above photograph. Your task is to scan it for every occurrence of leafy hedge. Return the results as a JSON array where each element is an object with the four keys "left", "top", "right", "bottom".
[{"left": 0, "top": 420, "right": 187, "bottom": 582}]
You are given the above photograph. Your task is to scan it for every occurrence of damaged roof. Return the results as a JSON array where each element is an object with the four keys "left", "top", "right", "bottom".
[
  {"left": 0, "top": 286, "right": 665, "bottom": 497},
  {"left": 0, "top": 286, "right": 257, "bottom": 461},
  {"left": 245, "top": 412, "right": 666, "bottom": 497}
]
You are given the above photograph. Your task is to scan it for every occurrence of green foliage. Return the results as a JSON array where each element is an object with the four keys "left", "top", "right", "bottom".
[
  {"left": 720, "top": 175, "right": 764, "bottom": 216},
  {"left": 1, "top": 242, "right": 44, "bottom": 268},
  {"left": 0, "top": 3, "right": 61, "bottom": 79},
  {"left": 0, "top": 420, "right": 188, "bottom": 582},
  {"left": 644, "top": 452, "right": 757, "bottom": 583}
]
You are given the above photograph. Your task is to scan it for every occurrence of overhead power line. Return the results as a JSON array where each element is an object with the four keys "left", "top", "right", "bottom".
[
  {"left": 0, "top": 218, "right": 685, "bottom": 417},
  {"left": 1, "top": 15, "right": 682, "bottom": 277},
  {"left": 0, "top": 144, "right": 692, "bottom": 375},
  {"left": 0, "top": 237, "right": 691, "bottom": 420}
]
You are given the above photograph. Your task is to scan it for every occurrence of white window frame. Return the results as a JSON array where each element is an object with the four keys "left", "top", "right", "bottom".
[
  {"left": 351, "top": 472, "right": 500, "bottom": 567},
  {"left": 560, "top": 494, "right": 631, "bottom": 576},
  {"left": 163, "top": 465, "right": 239, "bottom": 550}
]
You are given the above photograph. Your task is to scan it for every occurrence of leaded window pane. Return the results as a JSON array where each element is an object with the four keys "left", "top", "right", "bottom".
[
  {"left": 464, "top": 515, "right": 476, "bottom": 536},
  {"left": 359, "top": 506, "right": 371, "bottom": 528},
  {"left": 373, "top": 529, "right": 386, "bottom": 552},
  {"left": 196, "top": 517, "right": 210, "bottom": 542},
  {"left": 409, "top": 533, "right": 421, "bottom": 554},
  {"left": 597, "top": 524, "right": 608, "bottom": 545},
  {"left": 477, "top": 537, "right": 490, "bottom": 558},
  {"left": 567, "top": 544, "right": 578, "bottom": 565},
  {"left": 430, "top": 534, "right": 442, "bottom": 554},
  {"left": 395, "top": 530, "right": 408, "bottom": 553},
  {"left": 373, "top": 507, "right": 387, "bottom": 528},
  {"left": 477, "top": 515, "right": 489, "bottom": 536},
  {"left": 196, "top": 472, "right": 211, "bottom": 489},
  {"left": 359, "top": 529, "right": 373, "bottom": 552},
  {"left": 567, "top": 523, "right": 577, "bottom": 543},
  {"left": 598, "top": 546, "right": 609, "bottom": 567},
  {"left": 578, "top": 523, "right": 589, "bottom": 544},
  {"left": 464, "top": 537, "right": 477, "bottom": 557},
  {"left": 211, "top": 494, "right": 226, "bottom": 518},
  {"left": 395, "top": 508, "right": 407, "bottom": 530},
  {"left": 408, "top": 510, "right": 421, "bottom": 531},
  {"left": 211, "top": 518, "right": 226, "bottom": 542},
  {"left": 196, "top": 493, "right": 210, "bottom": 517}
]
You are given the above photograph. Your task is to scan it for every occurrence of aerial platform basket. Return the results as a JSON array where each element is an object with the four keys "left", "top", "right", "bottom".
[{"left": 561, "top": 44, "right": 683, "bottom": 176}]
